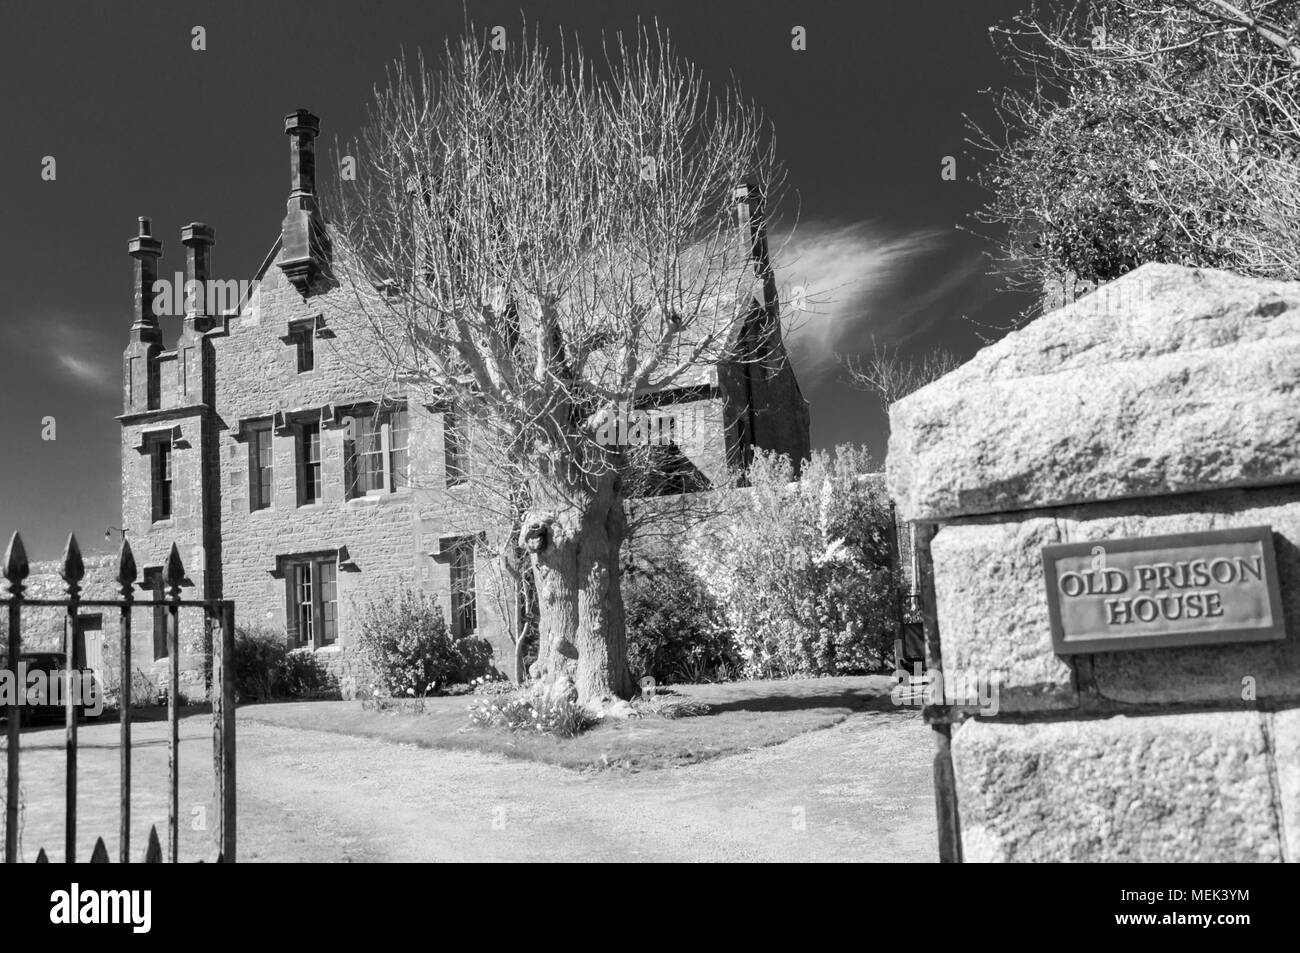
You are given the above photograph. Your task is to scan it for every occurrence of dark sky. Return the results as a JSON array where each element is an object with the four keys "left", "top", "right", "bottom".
[{"left": 0, "top": 0, "right": 1035, "bottom": 559}]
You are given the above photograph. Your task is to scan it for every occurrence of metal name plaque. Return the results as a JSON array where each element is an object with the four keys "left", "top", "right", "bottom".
[{"left": 1042, "top": 526, "right": 1286, "bottom": 654}]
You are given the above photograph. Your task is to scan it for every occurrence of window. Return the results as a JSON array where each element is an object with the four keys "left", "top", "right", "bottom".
[
  {"left": 248, "top": 424, "right": 273, "bottom": 510},
  {"left": 149, "top": 435, "right": 173, "bottom": 522},
  {"left": 345, "top": 404, "right": 409, "bottom": 498},
  {"left": 290, "top": 321, "right": 315, "bottom": 372},
  {"left": 390, "top": 409, "right": 409, "bottom": 489},
  {"left": 286, "top": 556, "right": 338, "bottom": 648},
  {"left": 143, "top": 568, "right": 168, "bottom": 661},
  {"left": 297, "top": 422, "right": 322, "bottom": 504},
  {"left": 444, "top": 405, "right": 467, "bottom": 487},
  {"left": 448, "top": 538, "right": 477, "bottom": 637}
]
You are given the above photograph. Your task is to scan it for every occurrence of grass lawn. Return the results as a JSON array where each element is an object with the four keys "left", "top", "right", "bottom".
[{"left": 236, "top": 675, "right": 899, "bottom": 772}]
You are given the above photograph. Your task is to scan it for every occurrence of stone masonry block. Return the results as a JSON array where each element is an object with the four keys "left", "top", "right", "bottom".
[
  {"left": 889, "top": 263, "right": 1300, "bottom": 522},
  {"left": 951, "top": 711, "right": 1282, "bottom": 862},
  {"left": 933, "top": 485, "right": 1300, "bottom": 711}
]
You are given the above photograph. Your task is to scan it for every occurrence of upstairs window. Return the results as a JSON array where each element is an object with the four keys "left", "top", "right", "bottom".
[
  {"left": 289, "top": 320, "right": 315, "bottom": 373},
  {"left": 345, "top": 404, "right": 409, "bottom": 498},
  {"left": 444, "top": 404, "right": 467, "bottom": 487},
  {"left": 148, "top": 434, "right": 173, "bottom": 522},
  {"left": 297, "top": 422, "right": 322, "bottom": 505},
  {"left": 248, "top": 423, "right": 274, "bottom": 511}
]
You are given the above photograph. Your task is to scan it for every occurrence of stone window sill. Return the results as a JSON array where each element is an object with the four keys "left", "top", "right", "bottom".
[{"left": 346, "top": 489, "right": 411, "bottom": 505}]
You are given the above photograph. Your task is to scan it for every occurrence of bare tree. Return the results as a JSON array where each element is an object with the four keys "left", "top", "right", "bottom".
[
  {"left": 969, "top": 0, "right": 1300, "bottom": 321},
  {"left": 325, "top": 24, "right": 787, "bottom": 707},
  {"left": 842, "top": 342, "right": 961, "bottom": 407}
]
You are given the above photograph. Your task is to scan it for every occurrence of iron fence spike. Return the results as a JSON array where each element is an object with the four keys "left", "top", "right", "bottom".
[
  {"left": 3, "top": 531, "right": 28, "bottom": 584},
  {"left": 116, "top": 537, "right": 138, "bottom": 589},
  {"left": 60, "top": 533, "right": 85, "bottom": 586}
]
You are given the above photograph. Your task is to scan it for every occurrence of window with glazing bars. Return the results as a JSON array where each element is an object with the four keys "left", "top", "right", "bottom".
[
  {"left": 288, "top": 557, "right": 338, "bottom": 648},
  {"left": 345, "top": 405, "right": 409, "bottom": 497},
  {"left": 151, "top": 436, "right": 173, "bottom": 522},
  {"left": 448, "top": 538, "right": 477, "bottom": 636},
  {"left": 298, "top": 422, "right": 321, "bottom": 504},
  {"left": 249, "top": 424, "right": 273, "bottom": 510}
]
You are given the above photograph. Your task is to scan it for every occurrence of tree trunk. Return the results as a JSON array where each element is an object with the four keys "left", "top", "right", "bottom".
[
  {"left": 521, "top": 472, "right": 633, "bottom": 707},
  {"left": 514, "top": 636, "right": 528, "bottom": 687}
]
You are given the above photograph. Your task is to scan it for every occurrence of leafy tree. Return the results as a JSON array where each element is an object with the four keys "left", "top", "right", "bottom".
[{"left": 972, "top": 0, "right": 1300, "bottom": 318}]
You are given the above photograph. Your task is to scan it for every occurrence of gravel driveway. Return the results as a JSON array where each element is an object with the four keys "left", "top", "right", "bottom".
[{"left": 5, "top": 707, "right": 937, "bottom": 862}]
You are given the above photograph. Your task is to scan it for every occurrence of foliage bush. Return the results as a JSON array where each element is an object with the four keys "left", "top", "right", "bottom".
[
  {"left": 280, "top": 648, "right": 334, "bottom": 698},
  {"left": 233, "top": 628, "right": 340, "bottom": 701},
  {"left": 689, "top": 445, "right": 902, "bottom": 678},
  {"left": 622, "top": 555, "right": 739, "bottom": 684},
  {"left": 355, "top": 587, "right": 495, "bottom": 697},
  {"left": 234, "top": 625, "right": 288, "bottom": 701}
]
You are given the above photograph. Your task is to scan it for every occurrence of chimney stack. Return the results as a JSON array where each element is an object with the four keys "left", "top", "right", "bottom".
[
  {"left": 279, "top": 108, "right": 333, "bottom": 297},
  {"left": 125, "top": 217, "right": 163, "bottom": 412},
  {"left": 733, "top": 184, "right": 778, "bottom": 315},
  {"left": 181, "top": 222, "right": 216, "bottom": 331},
  {"left": 285, "top": 108, "right": 319, "bottom": 199},
  {"left": 128, "top": 217, "right": 163, "bottom": 342}
]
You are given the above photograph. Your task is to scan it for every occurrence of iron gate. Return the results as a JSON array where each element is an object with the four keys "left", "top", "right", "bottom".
[{"left": 1, "top": 531, "right": 235, "bottom": 862}]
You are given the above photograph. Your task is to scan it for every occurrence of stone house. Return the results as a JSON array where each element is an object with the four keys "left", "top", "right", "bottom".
[{"left": 116, "top": 109, "right": 810, "bottom": 693}]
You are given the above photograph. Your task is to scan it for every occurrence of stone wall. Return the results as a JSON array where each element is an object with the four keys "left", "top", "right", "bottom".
[{"left": 887, "top": 263, "right": 1300, "bottom": 862}]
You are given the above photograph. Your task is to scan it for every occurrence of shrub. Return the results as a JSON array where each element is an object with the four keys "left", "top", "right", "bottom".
[
  {"left": 355, "top": 587, "right": 495, "bottom": 697},
  {"left": 280, "top": 648, "right": 334, "bottom": 698},
  {"left": 690, "top": 445, "right": 902, "bottom": 678},
  {"left": 622, "top": 555, "right": 739, "bottom": 684},
  {"left": 471, "top": 674, "right": 515, "bottom": 697},
  {"left": 234, "top": 626, "right": 288, "bottom": 701},
  {"left": 100, "top": 667, "right": 168, "bottom": 709}
]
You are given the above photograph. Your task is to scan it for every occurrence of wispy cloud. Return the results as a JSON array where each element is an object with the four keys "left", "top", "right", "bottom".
[
  {"left": 772, "top": 220, "right": 984, "bottom": 372},
  {"left": 0, "top": 312, "right": 120, "bottom": 396},
  {"left": 56, "top": 352, "right": 111, "bottom": 388}
]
